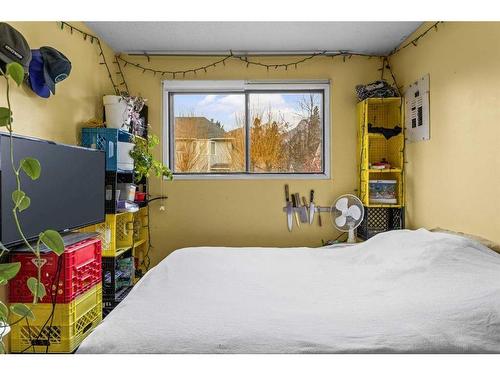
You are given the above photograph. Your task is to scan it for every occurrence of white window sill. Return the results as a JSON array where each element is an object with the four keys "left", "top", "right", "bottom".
[{"left": 165, "top": 173, "right": 331, "bottom": 181}]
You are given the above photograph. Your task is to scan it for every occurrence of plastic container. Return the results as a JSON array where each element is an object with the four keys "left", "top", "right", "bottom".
[
  {"left": 103, "top": 95, "right": 128, "bottom": 129},
  {"left": 9, "top": 238, "right": 102, "bottom": 304},
  {"left": 135, "top": 192, "right": 146, "bottom": 202},
  {"left": 81, "top": 128, "right": 134, "bottom": 172},
  {"left": 369, "top": 179, "right": 397, "bottom": 204},
  {"left": 117, "top": 183, "right": 137, "bottom": 202},
  {"left": 9, "top": 283, "right": 102, "bottom": 353},
  {"left": 117, "top": 141, "right": 135, "bottom": 171}
]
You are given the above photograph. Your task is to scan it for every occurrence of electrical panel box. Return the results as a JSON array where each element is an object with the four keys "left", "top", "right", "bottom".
[{"left": 405, "top": 74, "right": 430, "bottom": 142}]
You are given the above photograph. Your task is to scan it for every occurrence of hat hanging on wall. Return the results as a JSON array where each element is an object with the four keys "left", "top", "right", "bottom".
[
  {"left": 28, "top": 50, "right": 50, "bottom": 98},
  {"left": 28, "top": 46, "right": 72, "bottom": 98},
  {"left": 0, "top": 22, "right": 32, "bottom": 74},
  {"left": 39, "top": 46, "right": 71, "bottom": 95}
]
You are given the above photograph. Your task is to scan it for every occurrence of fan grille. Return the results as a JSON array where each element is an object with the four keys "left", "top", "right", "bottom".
[{"left": 331, "top": 195, "right": 364, "bottom": 230}]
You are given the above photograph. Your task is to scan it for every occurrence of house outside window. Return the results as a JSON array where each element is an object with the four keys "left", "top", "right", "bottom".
[{"left": 163, "top": 80, "right": 330, "bottom": 179}]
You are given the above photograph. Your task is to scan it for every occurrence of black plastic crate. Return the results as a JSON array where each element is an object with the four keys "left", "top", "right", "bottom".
[
  {"left": 105, "top": 171, "right": 134, "bottom": 213},
  {"left": 357, "top": 206, "right": 404, "bottom": 240},
  {"left": 105, "top": 172, "right": 148, "bottom": 213},
  {"left": 103, "top": 286, "right": 133, "bottom": 318},
  {"left": 102, "top": 249, "right": 134, "bottom": 301}
]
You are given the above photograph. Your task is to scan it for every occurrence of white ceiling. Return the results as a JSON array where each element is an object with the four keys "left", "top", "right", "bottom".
[{"left": 86, "top": 22, "right": 422, "bottom": 56}]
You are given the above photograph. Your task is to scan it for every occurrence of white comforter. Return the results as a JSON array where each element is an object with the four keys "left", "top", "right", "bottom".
[{"left": 78, "top": 229, "right": 500, "bottom": 353}]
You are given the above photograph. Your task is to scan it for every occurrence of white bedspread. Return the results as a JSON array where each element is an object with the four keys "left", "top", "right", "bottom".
[{"left": 78, "top": 229, "right": 500, "bottom": 353}]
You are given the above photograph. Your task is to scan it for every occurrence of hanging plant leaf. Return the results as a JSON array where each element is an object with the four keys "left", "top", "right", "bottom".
[
  {"left": 27, "top": 277, "right": 46, "bottom": 301},
  {"left": 11, "top": 189, "right": 25, "bottom": 205},
  {"left": 6, "top": 62, "right": 24, "bottom": 86},
  {"left": 40, "top": 230, "right": 65, "bottom": 255},
  {"left": 10, "top": 303, "right": 35, "bottom": 320},
  {"left": 0, "top": 262, "right": 21, "bottom": 284},
  {"left": 11, "top": 189, "right": 30, "bottom": 211},
  {"left": 20, "top": 157, "right": 41, "bottom": 180},
  {"left": 0, "top": 301, "right": 8, "bottom": 321},
  {"left": 0, "top": 107, "right": 11, "bottom": 127},
  {"left": 18, "top": 196, "right": 31, "bottom": 212}
]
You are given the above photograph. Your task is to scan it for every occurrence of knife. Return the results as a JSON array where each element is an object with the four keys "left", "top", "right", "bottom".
[
  {"left": 309, "top": 190, "right": 315, "bottom": 225},
  {"left": 298, "top": 196, "right": 309, "bottom": 223},
  {"left": 301, "top": 196, "right": 309, "bottom": 223},
  {"left": 285, "top": 184, "right": 293, "bottom": 231},
  {"left": 291, "top": 193, "right": 301, "bottom": 227},
  {"left": 295, "top": 193, "right": 307, "bottom": 223}
]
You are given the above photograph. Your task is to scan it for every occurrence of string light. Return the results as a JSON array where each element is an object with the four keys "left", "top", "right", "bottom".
[
  {"left": 389, "top": 21, "right": 442, "bottom": 56},
  {"left": 59, "top": 21, "right": 443, "bottom": 84},
  {"left": 115, "top": 50, "right": 383, "bottom": 79},
  {"left": 114, "top": 55, "right": 131, "bottom": 94},
  {"left": 59, "top": 21, "right": 120, "bottom": 94}
]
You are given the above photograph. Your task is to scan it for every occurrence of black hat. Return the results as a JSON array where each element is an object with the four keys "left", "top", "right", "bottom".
[
  {"left": 40, "top": 46, "right": 71, "bottom": 94},
  {"left": 0, "top": 22, "right": 32, "bottom": 74}
]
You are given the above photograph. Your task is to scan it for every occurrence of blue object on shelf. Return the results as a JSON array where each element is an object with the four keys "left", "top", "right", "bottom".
[{"left": 81, "top": 128, "right": 134, "bottom": 172}]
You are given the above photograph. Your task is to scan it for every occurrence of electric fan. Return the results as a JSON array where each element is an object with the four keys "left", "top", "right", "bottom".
[{"left": 330, "top": 194, "right": 364, "bottom": 243}]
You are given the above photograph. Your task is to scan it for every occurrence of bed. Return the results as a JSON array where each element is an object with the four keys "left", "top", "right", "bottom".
[{"left": 77, "top": 229, "right": 500, "bottom": 353}]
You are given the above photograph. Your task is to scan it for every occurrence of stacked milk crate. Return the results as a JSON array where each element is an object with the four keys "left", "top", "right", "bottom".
[
  {"left": 8, "top": 238, "right": 102, "bottom": 353},
  {"left": 80, "top": 128, "right": 149, "bottom": 317}
]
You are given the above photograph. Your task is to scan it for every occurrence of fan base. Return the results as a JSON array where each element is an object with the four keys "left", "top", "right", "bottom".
[{"left": 347, "top": 229, "right": 357, "bottom": 243}]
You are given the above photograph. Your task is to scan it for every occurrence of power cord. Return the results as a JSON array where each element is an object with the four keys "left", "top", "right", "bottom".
[
  {"left": 141, "top": 196, "right": 168, "bottom": 272},
  {"left": 20, "top": 249, "right": 64, "bottom": 353},
  {"left": 321, "top": 232, "right": 347, "bottom": 246}
]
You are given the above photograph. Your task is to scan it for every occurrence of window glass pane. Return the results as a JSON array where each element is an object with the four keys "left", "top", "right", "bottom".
[
  {"left": 249, "top": 92, "right": 323, "bottom": 173},
  {"left": 172, "top": 94, "right": 246, "bottom": 173}
]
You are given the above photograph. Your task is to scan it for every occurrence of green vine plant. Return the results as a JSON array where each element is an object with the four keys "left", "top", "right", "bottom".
[
  {"left": 130, "top": 133, "right": 173, "bottom": 182},
  {"left": 0, "top": 62, "right": 65, "bottom": 353}
]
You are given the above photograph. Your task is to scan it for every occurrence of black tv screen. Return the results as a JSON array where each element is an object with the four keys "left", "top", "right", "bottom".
[{"left": 0, "top": 132, "right": 105, "bottom": 247}]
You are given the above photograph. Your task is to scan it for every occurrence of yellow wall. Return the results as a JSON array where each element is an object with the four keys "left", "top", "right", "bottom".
[
  {"left": 122, "top": 55, "right": 381, "bottom": 266},
  {"left": 390, "top": 22, "right": 500, "bottom": 243},
  {"left": 0, "top": 21, "right": 117, "bottom": 348}
]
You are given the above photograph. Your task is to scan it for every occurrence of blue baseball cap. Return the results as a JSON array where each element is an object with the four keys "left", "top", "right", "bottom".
[{"left": 28, "top": 49, "right": 50, "bottom": 98}]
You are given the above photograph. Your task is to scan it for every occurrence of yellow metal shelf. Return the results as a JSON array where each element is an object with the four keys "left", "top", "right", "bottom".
[
  {"left": 364, "top": 97, "right": 402, "bottom": 104},
  {"left": 357, "top": 97, "right": 405, "bottom": 207},
  {"left": 367, "top": 168, "right": 402, "bottom": 173},
  {"left": 365, "top": 204, "right": 404, "bottom": 208}
]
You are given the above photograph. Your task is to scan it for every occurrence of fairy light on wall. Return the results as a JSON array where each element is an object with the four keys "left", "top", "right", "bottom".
[{"left": 58, "top": 21, "right": 443, "bottom": 89}]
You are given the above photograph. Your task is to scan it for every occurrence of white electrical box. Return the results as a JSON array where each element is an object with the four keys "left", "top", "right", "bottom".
[{"left": 405, "top": 74, "right": 430, "bottom": 142}]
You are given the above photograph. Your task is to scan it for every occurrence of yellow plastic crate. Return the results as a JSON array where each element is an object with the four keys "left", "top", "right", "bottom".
[
  {"left": 80, "top": 212, "right": 134, "bottom": 257},
  {"left": 10, "top": 283, "right": 102, "bottom": 353}
]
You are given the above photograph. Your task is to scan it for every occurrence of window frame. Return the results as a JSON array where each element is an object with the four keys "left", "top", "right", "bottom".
[{"left": 162, "top": 80, "right": 331, "bottom": 180}]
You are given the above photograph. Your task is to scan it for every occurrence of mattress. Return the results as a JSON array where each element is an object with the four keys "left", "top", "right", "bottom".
[{"left": 78, "top": 229, "right": 500, "bottom": 353}]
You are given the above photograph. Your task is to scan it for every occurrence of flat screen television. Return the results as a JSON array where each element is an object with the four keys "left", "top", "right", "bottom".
[{"left": 0, "top": 132, "right": 105, "bottom": 247}]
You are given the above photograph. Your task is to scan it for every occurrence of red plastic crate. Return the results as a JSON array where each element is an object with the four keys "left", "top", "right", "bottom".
[{"left": 9, "top": 238, "right": 102, "bottom": 304}]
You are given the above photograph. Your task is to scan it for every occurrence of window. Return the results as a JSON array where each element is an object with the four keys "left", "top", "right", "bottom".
[{"left": 163, "top": 80, "right": 330, "bottom": 179}]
